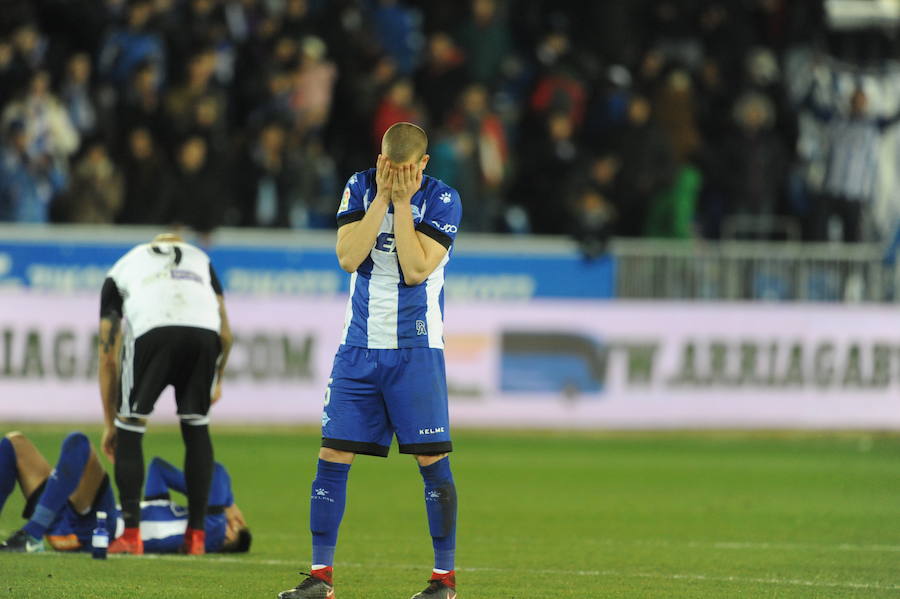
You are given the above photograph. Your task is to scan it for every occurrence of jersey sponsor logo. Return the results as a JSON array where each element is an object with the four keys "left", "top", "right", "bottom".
[
  {"left": 339, "top": 187, "right": 351, "bottom": 212},
  {"left": 170, "top": 269, "right": 203, "bottom": 284},
  {"left": 431, "top": 221, "right": 457, "bottom": 234},
  {"left": 375, "top": 232, "right": 397, "bottom": 253},
  {"left": 416, "top": 320, "right": 427, "bottom": 336},
  {"left": 418, "top": 426, "right": 445, "bottom": 435},
  {"left": 411, "top": 205, "right": 422, "bottom": 220}
]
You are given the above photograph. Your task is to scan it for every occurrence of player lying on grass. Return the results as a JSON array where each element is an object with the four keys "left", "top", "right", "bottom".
[{"left": 0, "top": 431, "right": 251, "bottom": 554}]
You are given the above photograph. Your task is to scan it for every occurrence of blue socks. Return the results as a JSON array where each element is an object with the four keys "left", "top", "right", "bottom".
[
  {"left": 307, "top": 457, "right": 456, "bottom": 571},
  {"left": 0, "top": 437, "right": 17, "bottom": 514},
  {"left": 22, "top": 432, "right": 90, "bottom": 539},
  {"left": 309, "top": 459, "right": 350, "bottom": 567},
  {"left": 419, "top": 457, "right": 457, "bottom": 571}
]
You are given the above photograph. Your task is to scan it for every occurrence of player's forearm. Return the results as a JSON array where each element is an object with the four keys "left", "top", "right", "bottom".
[
  {"left": 99, "top": 362, "right": 118, "bottom": 426},
  {"left": 336, "top": 195, "right": 389, "bottom": 272},
  {"left": 217, "top": 296, "right": 233, "bottom": 379},
  {"left": 97, "top": 318, "right": 121, "bottom": 426},
  {"left": 393, "top": 205, "right": 429, "bottom": 285}
]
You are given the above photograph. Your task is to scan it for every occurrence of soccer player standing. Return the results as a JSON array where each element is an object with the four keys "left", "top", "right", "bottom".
[
  {"left": 98, "top": 233, "right": 233, "bottom": 555},
  {"left": 279, "top": 122, "right": 462, "bottom": 599}
]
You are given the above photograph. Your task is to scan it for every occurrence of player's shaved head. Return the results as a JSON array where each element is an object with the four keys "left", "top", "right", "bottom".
[
  {"left": 382, "top": 122, "right": 428, "bottom": 164},
  {"left": 152, "top": 233, "right": 184, "bottom": 243}
]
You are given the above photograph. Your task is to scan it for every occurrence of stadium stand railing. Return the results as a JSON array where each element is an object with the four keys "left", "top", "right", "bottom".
[{"left": 610, "top": 238, "right": 895, "bottom": 302}]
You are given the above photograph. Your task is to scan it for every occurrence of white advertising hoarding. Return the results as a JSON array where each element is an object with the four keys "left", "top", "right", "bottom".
[{"left": 0, "top": 291, "right": 898, "bottom": 429}]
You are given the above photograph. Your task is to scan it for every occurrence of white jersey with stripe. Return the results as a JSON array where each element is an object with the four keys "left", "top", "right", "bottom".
[
  {"left": 336, "top": 169, "right": 462, "bottom": 349},
  {"left": 106, "top": 242, "right": 221, "bottom": 339}
]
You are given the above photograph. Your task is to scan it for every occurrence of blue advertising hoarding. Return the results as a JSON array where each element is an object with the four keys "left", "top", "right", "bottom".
[{"left": 0, "top": 239, "right": 615, "bottom": 300}]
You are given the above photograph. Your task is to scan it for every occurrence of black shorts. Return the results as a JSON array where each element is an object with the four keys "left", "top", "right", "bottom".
[{"left": 119, "top": 326, "right": 221, "bottom": 421}]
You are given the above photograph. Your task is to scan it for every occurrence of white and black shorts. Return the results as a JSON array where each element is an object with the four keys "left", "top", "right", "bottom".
[{"left": 119, "top": 326, "right": 221, "bottom": 422}]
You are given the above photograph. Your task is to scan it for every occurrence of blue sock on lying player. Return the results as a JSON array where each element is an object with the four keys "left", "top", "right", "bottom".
[
  {"left": 419, "top": 457, "right": 457, "bottom": 573},
  {"left": 309, "top": 459, "right": 350, "bottom": 581},
  {"left": 0, "top": 437, "right": 16, "bottom": 514},
  {"left": 21, "top": 432, "right": 90, "bottom": 539}
]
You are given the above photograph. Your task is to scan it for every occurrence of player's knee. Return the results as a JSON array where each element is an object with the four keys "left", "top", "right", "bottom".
[
  {"left": 5, "top": 430, "right": 25, "bottom": 442},
  {"left": 116, "top": 417, "right": 147, "bottom": 433},
  {"left": 319, "top": 447, "right": 354, "bottom": 464},
  {"left": 414, "top": 453, "right": 448, "bottom": 467},
  {"left": 61, "top": 432, "right": 90, "bottom": 462}
]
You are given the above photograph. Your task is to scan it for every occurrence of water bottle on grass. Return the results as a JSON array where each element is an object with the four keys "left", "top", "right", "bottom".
[{"left": 92, "top": 511, "right": 109, "bottom": 559}]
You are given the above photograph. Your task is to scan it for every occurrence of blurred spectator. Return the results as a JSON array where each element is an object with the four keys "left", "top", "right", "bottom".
[
  {"left": 529, "top": 65, "right": 588, "bottom": 128},
  {"left": 2, "top": 70, "right": 80, "bottom": 162},
  {"left": 60, "top": 53, "right": 100, "bottom": 138},
  {"left": 0, "top": 39, "right": 19, "bottom": 110},
  {"left": 236, "top": 121, "right": 301, "bottom": 228},
  {"left": 517, "top": 111, "right": 580, "bottom": 235},
  {"left": 58, "top": 141, "right": 123, "bottom": 224},
  {"left": 372, "top": 78, "right": 425, "bottom": 151},
  {"left": 720, "top": 92, "right": 788, "bottom": 235},
  {"left": 612, "top": 94, "right": 676, "bottom": 237},
  {"left": 644, "top": 165, "right": 702, "bottom": 238},
  {"left": 652, "top": 68, "right": 701, "bottom": 164},
  {"left": 415, "top": 32, "right": 467, "bottom": 126},
  {"left": 9, "top": 22, "right": 48, "bottom": 76},
  {"left": 167, "top": 135, "right": 221, "bottom": 234},
  {"left": 281, "top": 0, "right": 318, "bottom": 39},
  {"left": 455, "top": 0, "right": 512, "bottom": 85},
  {"left": 98, "top": 0, "right": 165, "bottom": 87},
  {"left": 290, "top": 36, "right": 338, "bottom": 135},
  {"left": 116, "top": 61, "right": 165, "bottom": 148},
  {"left": 446, "top": 84, "right": 508, "bottom": 231},
  {"left": 0, "top": 120, "right": 66, "bottom": 223},
  {"left": 571, "top": 187, "right": 615, "bottom": 258},
  {"left": 293, "top": 135, "right": 340, "bottom": 229},
  {"left": 807, "top": 87, "right": 900, "bottom": 242},
  {"left": 164, "top": 48, "right": 227, "bottom": 143},
  {"left": 118, "top": 127, "right": 172, "bottom": 225},
  {"left": 371, "top": 0, "right": 423, "bottom": 76}
]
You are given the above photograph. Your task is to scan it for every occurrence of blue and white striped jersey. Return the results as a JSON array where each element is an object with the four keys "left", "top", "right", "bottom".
[{"left": 336, "top": 168, "right": 462, "bottom": 349}]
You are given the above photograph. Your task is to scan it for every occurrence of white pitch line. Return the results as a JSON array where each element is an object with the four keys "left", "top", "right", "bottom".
[
  {"left": 133, "top": 554, "right": 900, "bottom": 592},
  {"left": 12, "top": 538, "right": 900, "bottom": 592},
  {"left": 628, "top": 539, "right": 900, "bottom": 553},
  {"left": 261, "top": 532, "right": 900, "bottom": 553}
]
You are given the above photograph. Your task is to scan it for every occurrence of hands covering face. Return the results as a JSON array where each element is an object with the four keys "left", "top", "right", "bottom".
[
  {"left": 375, "top": 154, "right": 422, "bottom": 205},
  {"left": 389, "top": 162, "right": 423, "bottom": 205}
]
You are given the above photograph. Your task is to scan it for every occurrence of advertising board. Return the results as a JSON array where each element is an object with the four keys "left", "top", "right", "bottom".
[{"left": 1, "top": 292, "right": 896, "bottom": 429}]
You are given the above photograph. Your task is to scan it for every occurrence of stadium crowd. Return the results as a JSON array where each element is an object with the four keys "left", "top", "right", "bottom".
[{"left": 1, "top": 0, "right": 900, "bottom": 250}]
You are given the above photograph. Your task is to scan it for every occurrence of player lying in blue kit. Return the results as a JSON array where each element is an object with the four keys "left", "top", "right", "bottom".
[{"left": 0, "top": 431, "right": 251, "bottom": 554}]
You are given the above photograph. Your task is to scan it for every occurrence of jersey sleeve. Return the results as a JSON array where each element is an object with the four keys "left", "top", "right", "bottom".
[
  {"left": 336, "top": 172, "right": 366, "bottom": 227},
  {"left": 209, "top": 263, "right": 223, "bottom": 295},
  {"left": 417, "top": 186, "right": 462, "bottom": 249},
  {"left": 100, "top": 277, "right": 124, "bottom": 319}
]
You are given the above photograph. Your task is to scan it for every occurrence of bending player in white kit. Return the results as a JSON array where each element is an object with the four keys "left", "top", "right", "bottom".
[{"left": 98, "top": 233, "right": 233, "bottom": 555}]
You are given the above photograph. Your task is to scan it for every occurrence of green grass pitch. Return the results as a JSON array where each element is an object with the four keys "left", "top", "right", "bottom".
[{"left": 0, "top": 426, "right": 898, "bottom": 598}]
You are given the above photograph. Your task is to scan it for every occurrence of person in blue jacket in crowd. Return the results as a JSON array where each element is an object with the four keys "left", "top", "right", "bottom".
[{"left": 0, "top": 430, "right": 250, "bottom": 554}]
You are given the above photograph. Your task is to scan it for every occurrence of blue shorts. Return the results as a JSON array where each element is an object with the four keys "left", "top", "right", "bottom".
[{"left": 321, "top": 345, "right": 452, "bottom": 457}]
